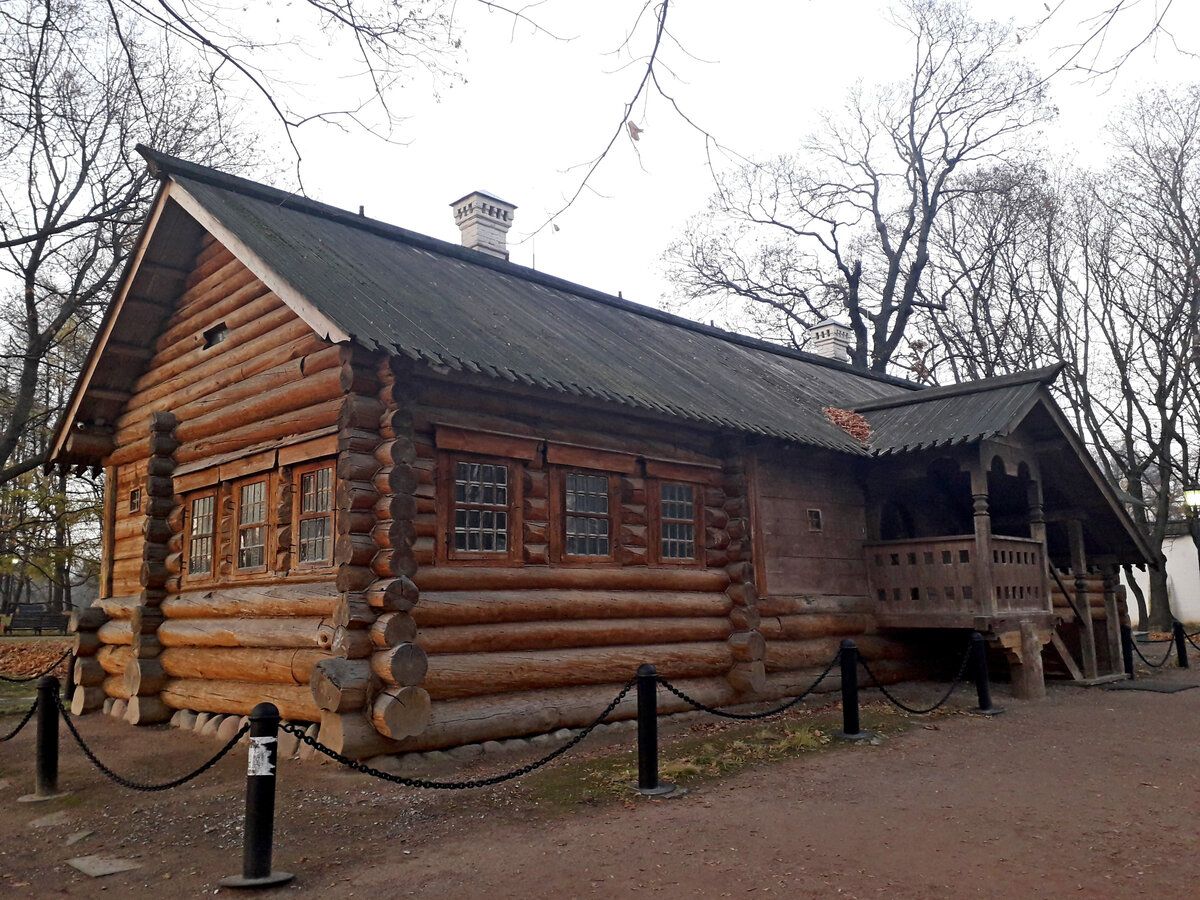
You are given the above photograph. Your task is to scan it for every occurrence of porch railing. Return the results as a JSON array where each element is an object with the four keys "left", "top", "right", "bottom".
[{"left": 865, "top": 534, "right": 1050, "bottom": 620}]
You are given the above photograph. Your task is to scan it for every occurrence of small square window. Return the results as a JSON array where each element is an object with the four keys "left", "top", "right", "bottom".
[
  {"left": 807, "top": 509, "right": 823, "bottom": 532},
  {"left": 129, "top": 488, "right": 141, "bottom": 513}
]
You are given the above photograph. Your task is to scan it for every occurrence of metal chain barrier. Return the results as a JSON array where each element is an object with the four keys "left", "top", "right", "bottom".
[
  {"left": 858, "top": 638, "right": 974, "bottom": 716},
  {"left": 281, "top": 677, "right": 637, "bottom": 790},
  {"left": 55, "top": 694, "right": 248, "bottom": 791},
  {"left": 1186, "top": 631, "right": 1200, "bottom": 653},
  {"left": 1132, "top": 637, "right": 1174, "bottom": 669},
  {"left": 0, "top": 650, "right": 71, "bottom": 684},
  {"left": 658, "top": 649, "right": 842, "bottom": 720},
  {"left": 0, "top": 698, "right": 38, "bottom": 742}
]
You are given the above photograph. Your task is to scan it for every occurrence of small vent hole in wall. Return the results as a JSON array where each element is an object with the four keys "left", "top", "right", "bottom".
[{"left": 203, "top": 323, "right": 229, "bottom": 349}]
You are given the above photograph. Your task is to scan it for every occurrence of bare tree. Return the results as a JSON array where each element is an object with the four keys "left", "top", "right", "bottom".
[
  {"left": 925, "top": 86, "right": 1200, "bottom": 629},
  {"left": 0, "top": 0, "right": 259, "bottom": 484},
  {"left": 664, "top": 0, "right": 1052, "bottom": 373}
]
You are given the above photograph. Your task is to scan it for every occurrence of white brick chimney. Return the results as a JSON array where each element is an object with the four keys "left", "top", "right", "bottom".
[
  {"left": 450, "top": 191, "right": 516, "bottom": 260},
  {"left": 808, "top": 318, "right": 853, "bottom": 362}
]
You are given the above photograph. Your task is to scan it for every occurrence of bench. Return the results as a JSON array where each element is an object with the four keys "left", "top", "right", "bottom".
[{"left": 3, "top": 605, "right": 69, "bottom": 635}]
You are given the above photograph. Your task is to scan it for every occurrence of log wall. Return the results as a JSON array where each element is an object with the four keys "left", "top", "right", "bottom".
[
  {"left": 86, "top": 233, "right": 341, "bottom": 720},
  {"left": 105, "top": 236, "right": 337, "bottom": 598},
  {"left": 80, "top": 232, "right": 925, "bottom": 753}
]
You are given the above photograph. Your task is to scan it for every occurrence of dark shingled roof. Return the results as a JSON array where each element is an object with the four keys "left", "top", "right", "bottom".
[
  {"left": 856, "top": 366, "right": 1064, "bottom": 456},
  {"left": 142, "top": 149, "right": 921, "bottom": 453}
]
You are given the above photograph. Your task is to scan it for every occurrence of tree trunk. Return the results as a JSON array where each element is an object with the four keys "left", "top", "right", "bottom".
[
  {"left": 1147, "top": 563, "right": 1174, "bottom": 632},
  {"left": 1122, "top": 564, "right": 1150, "bottom": 630}
]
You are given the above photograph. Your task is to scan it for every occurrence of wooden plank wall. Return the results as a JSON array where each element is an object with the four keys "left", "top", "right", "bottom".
[{"left": 754, "top": 445, "right": 922, "bottom": 691}]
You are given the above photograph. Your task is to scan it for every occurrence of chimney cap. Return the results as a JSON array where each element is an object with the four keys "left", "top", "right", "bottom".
[{"left": 449, "top": 189, "right": 516, "bottom": 210}]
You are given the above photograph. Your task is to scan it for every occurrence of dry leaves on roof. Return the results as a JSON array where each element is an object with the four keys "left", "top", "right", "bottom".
[{"left": 823, "top": 406, "right": 871, "bottom": 443}]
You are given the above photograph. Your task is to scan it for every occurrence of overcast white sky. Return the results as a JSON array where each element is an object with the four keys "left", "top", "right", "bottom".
[{"left": 289, "top": 0, "right": 1199, "bottom": 317}]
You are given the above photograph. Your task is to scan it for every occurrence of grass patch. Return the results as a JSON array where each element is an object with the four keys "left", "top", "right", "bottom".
[
  {"left": 0, "top": 678, "right": 38, "bottom": 712},
  {"left": 522, "top": 705, "right": 912, "bottom": 812}
]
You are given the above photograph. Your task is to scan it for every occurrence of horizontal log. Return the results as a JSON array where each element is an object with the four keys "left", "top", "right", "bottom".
[
  {"left": 366, "top": 577, "right": 418, "bottom": 612},
  {"left": 172, "top": 398, "right": 342, "bottom": 466},
  {"left": 97, "top": 619, "right": 132, "bottom": 646},
  {"left": 317, "top": 710, "right": 396, "bottom": 758},
  {"left": 160, "top": 581, "right": 338, "bottom": 618},
  {"left": 157, "top": 617, "right": 334, "bottom": 649},
  {"left": 101, "top": 674, "right": 132, "bottom": 701},
  {"left": 331, "top": 626, "right": 374, "bottom": 659},
  {"left": 757, "top": 613, "right": 874, "bottom": 641},
  {"left": 170, "top": 366, "right": 342, "bottom": 446},
  {"left": 417, "top": 617, "right": 734, "bottom": 655},
  {"left": 414, "top": 567, "right": 730, "bottom": 594},
  {"left": 126, "top": 695, "right": 174, "bottom": 725},
  {"left": 372, "top": 687, "right": 431, "bottom": 739},
  {"left": 311, "top": 658, "right": 373, "bottom": 712},
  {"left": 160, "top": 679, "right": 321, "bottom": 721},
  {"left": 371, "top": 612, "right": 417, "bottom": 648},
  {"left": 413, "top": 590, "right": 731, "bottom": 627},
  {"left": 97, "top": 645, "right": 133, "bottom": 676},
  {"left": 71, "top": 685, "right": 107, "bottom": 715},
  {"left": 74, "top": 657, "right": 106, "bottom": 687},
  {"left": 764, "top": 634, "right": 910, "bottom": 672},
  {"left": 370, "top": 643, "right": 429, "bottom": 686},
  {"left": 159, "top": 647, "right": 329, "bottom": 684},
  {"left": 382, "top": 676, "right": 733, "bottom": 753},
  {"left": 116, "top": 332, "right": 328, "bottom": 436},
  {"left": 423, "top": 642, "right": 732, "bottom": 701},
  {"left": 124, "top": 658, "right": 168, "bottom": 695}
]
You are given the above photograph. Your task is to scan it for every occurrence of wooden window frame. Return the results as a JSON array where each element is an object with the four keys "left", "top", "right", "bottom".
[
  {"left": 438, "top": 452, "right": 523, "bottom": 565},
  {"left": 293, "top": 459, "right": 335, "bottom": 571},
  {"left": 549, "top": 468, "right": 618, "bottom": 566},
  {"left": 128, "top": 488, "right": 141, "bottom": 514},
  {"left": 233, "top": 473, "right": 272, "bottom": 575},
  {"left": 182, "top": 489, "right": 218, "bottom": 584},
  {"left": 807, "top": 508, "right": 823, "bottom": 532},
  {"left": 649, "top": 479, "right": 704, "bottom": 568}
]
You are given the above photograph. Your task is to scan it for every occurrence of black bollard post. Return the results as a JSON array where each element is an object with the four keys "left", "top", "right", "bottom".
[
  {"left": 220, "top": 702, "right": 294, "bottom": 888},
  {"left": 1172, "top": 621, "right": 1189, "bottom": 669},
  {"left": 836, "top": 640, "right": 870, "bottom": 740},
  {"left": 969, "top": 632, "right": 1004, "bottom": 715},
  {"left": 18, "top": 677, "right": 67, "bottom": 803},
  {"left": 635, "top": 664, "right": 673, "bottom": 796},
  {"left": 1121, "top": 624, "right": 1135, "bottom": 680}
]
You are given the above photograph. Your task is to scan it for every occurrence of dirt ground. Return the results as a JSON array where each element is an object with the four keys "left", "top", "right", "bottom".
[{"left": 1, "top": 658, "right": 1199, "bottom": 898}]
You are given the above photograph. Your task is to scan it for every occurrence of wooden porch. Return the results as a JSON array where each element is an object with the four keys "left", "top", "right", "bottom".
[{"left": 867, "top": 534, "right": 1052, "bottom": 630}]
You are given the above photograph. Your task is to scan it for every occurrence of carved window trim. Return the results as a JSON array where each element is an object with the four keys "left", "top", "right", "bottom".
[
  {"left": 233, "top": 474, "right": 271, "bottom": 575},
  {"left": 438, "top": 452, "right": 523, "bottom": 565},
  {"left": 293, "top": 459, "right": 335, "bottom": 570},
  {"left": 649, "top": 479, "right": 703, "bottom": 568},
  {"left": 183, "top": 490, "right": 217, "bottom": 583},
  {"left": 549, "top": 468, "right": 618, "bottom": 565}
]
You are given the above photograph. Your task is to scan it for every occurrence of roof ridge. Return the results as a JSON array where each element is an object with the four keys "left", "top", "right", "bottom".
[
  {"left": 852, "top": 364, "right": 1064, "bottom": 413},
  {"left": 137, "top": 145, "right": 921, "bottom": 393}
]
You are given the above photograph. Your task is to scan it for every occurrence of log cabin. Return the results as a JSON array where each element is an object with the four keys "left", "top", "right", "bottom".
[{"left": 48, "top": 148, "right": 1154, "bottom": 758}]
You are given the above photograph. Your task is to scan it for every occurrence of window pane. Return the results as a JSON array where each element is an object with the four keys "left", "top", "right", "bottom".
[
  {"left": 240, "top": 481, "right": 266, "bottom": 525},
  {"left": 298, "top": 516, "right": 329, "bottom": 563},
  {"left": 564, "top": 473, "right": 610, "bottom": 557},
  {"left": 660, "top": 483, "right": 695, "bottom": 559},
  {"left": 454, "top": 461, "right": 510, "bottom": 553},
  {"left": 189, "top": 496, "right": 215, "bottom": 575}
]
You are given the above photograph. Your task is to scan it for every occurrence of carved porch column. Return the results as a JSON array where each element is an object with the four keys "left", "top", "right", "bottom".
[
  {"left": 1067, "top": 518, "right": 1098, "bottom": 680},
  {"left": 969, "top": 464, "right": 996, "bottom": 618}
]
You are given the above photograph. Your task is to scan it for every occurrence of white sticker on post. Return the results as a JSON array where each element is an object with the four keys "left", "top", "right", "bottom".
[{"left": 247, "top": 735, "right": 277, "bottom": 776}]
